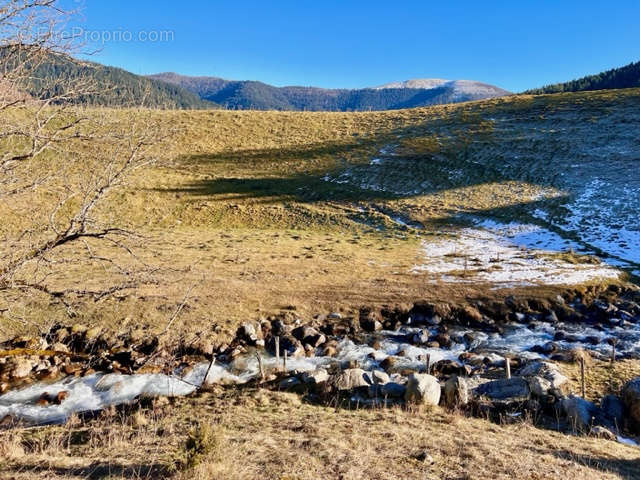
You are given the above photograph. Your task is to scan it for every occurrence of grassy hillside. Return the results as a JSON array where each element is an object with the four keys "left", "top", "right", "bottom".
[
  {"left": 526, "top": 60, "right": 640, "bottom": 94},
  {"left": 2, "top": 87, "right": 638, "bottom": 341}
]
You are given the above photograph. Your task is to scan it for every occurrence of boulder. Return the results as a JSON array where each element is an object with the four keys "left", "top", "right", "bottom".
[
  {"left": 266, "top": 335, "right": 304, "bottom": 357},
  {"left": 601, "top": 394, "right": 625, "bottom": 428},
  {"left": 332, "top": 368, "right": 371, "bottom": 391},
  {"left": 4, "top": 357, "right": 36, "bottom": 380},
  {"left": 366, "top": 370, "right": 390, "bottom": 385},
  {"left": 560, "top": 395, "right": 598, "bottom": 432},
  {"left": 412, "top": 329, "right": 430, "bottom": 345},
  {"left": 527, "top": 376, "right": 553, "bottom": 398},
  {"left": 380, "top": 356, "right": 397, "bottom": 372},
  {"left": 519, "top": 361, "right": 568, "bottom": 395},
  {"left": 431, "top": 359, "right": 470, "bottom": 377},
  {"left": 405, "top": 373, "right": 441, "bottom": 406},
  {"left": 279, "top": 376, "right": 302, "bottom": 391},
  {"left": 622, "top": 377, "right": 640, "bottom": 429},
  {"left": 443, "top": 375, "right": 469, "bottom": 408},
  {"left": 381, "top": 382, "right": 407, "bottom": 398},
  {"left": 474, "top": 378, "right": 530, "bottom": 403},
  {"left": 590, "top": 425, "right": 616, "bottom": 440},
  {"left": 237, "top": 323, "right": 260, "bottom": 345},
  {"left": 301, "top": 369, "right": 329, "bottom": 386},
  {"left": 360, "top": 318, "right": 382, "bottom": 332}
]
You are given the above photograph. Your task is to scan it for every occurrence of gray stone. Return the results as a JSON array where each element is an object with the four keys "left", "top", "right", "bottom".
[
  {"left": 519, "top": 361, "right": 568, "bottom": 394},
  {"left": 412, "top": 329, "right": 430, "bottom": 344},
  {"left": 380, "top": 382, "right": 407, "bottom": 398},
  {"left": 474, "top": 377, "right": 530, "bottom": 402},
  {"left": 560, "top": 395, "right": 598, "bottom": 432},
  {"left": 590, "top": 425, "right": 616, "bottom": 440},
  {"left": 237, "top": 323, "right": 259, "bottom": 345},
  {"left": 332, "top": 368, "right": 371, "bottom": 391},
  {"left": 444, "top": 375, "right": 469, "bottom": 408},
  {"left": 301, "top": 369, "right": 329, "bottom": 386},
  {"left": 405, "top": 373, "right": 441, "bottom": 406},
  {"left": 527, "top": 376, "right": 553, "bottom": 398},
  {"left": 279, "top": 376, "right": 302, "bottom": 391},
  {"left": 366, "top": 370, "right": 390, "bottom": 385},
  {"left": 601, "top": 394, "right": 624, "bottom": 428},
  {"left": 622, "top": 377, "right": 640, "bottom": 429}
]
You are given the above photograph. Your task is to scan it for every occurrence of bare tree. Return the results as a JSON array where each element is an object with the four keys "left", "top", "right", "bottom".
[{"left": 0, "top": 0, "right": 164, "bottom": 333}]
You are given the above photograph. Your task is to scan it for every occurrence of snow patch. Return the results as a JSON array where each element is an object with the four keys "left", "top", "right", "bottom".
[{"left": 413, "top": 221, "right": 620, "bottom": 286}]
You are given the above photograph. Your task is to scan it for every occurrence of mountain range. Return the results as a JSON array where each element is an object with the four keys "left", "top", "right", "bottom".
[
  {"left": 147, "top": 72, "right": 511, "bottom": 111},
  {"left": 9, "top": 50, "right": 640, "bottom": 110}
]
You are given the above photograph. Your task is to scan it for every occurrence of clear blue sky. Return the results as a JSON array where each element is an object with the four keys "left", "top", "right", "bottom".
[{"left": 65, "top": 0, "right": 640, "bottom": 92}]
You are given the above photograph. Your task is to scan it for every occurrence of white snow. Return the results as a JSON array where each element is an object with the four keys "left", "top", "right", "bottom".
[
  {"left": 412, "top": 220, "right": 620, "bottom": 287},
  {"left": 0, "top": 372, "right": 197, "bottom": 425}
]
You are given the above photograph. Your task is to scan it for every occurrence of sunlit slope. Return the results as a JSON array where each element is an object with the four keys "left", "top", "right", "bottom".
[{"left": 127, "top": 89, "right": 638, "bottom": 270}]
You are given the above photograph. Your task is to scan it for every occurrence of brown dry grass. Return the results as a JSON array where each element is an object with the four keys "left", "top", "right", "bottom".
[{"left": 2, "top": 388, "right": 639, "bottom": 480}]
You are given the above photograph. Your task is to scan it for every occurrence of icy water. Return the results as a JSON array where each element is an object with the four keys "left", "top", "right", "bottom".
[{"left": 3, "top": 313, "right": 640, "bottom": 426}]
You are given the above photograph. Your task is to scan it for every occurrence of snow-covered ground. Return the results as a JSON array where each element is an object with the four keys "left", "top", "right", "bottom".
[
  {"left": 535, "top": 178, "right": 640, "bottom": 269},
  {"left": 413, "top": 220, "right": 620, "bottom": 287}
]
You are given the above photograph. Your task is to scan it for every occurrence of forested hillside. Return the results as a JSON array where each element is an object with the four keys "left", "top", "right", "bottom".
[{"left": 526, "top": 61, "right": 640, "bottom": 94}]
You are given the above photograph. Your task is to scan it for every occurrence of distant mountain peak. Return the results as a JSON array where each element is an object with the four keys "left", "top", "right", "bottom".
[{"left": 373, "top": 78, "right": 450, "bottom": 90}]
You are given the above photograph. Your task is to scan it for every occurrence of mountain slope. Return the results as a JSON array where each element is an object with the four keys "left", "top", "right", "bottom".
[
  {"left": 526, "top": 61, "right": 640, "bottom": 94},
  {"left": 4, "top": 50, "right": 215, "bottom": 109},
  {"left": 148, "top": 72, "right": 510, "bottom": 111}
]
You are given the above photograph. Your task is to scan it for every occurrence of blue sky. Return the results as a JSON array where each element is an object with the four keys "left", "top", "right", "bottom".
[{"left": 65, "top": 0, "right": 640, "bottom": 92}]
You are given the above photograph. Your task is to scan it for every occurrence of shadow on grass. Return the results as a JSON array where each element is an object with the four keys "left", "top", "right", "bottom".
[
  {"left": 6, "top": 461, "right": 171, "bottom": 479},
  {"left": 542, "top": 448, "right": 640, "bottom": 480}
]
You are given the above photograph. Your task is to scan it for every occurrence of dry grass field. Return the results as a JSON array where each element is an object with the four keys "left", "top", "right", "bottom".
[{"left": 2, "top": 89, "right": 640, "bottom": 479}]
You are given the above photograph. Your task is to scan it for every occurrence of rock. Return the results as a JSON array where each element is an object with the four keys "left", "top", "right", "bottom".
[
  {"left": 366, "top": 370, "right": 390, "bottom": 385},
  {"left": 443, "top": 375, "right": 469, "bottom": 408},
  {"left": 292, "top": 326, "right": 326, "bottom": 348},
  {"left": 279, "top": 376, "right": 302, "bottom": 391},
  {"left": 622, "top": 377, "right": 640, "bottom": 429},
  {"left": 266, "top": 335, "right": 304, "bottom": 357},
  {"left": 328, "top": 312, "right": 342, "bottom": 319},
  {"left": 458, "top": 306, "right": 483, "bottom": 325},
  {"left": 50, "top": 342, "right": 69, "bottom": 353},
  {"left": 301, "top": 369, "right": 329, "bottom": 386},
  {"left": 434, "top": 333, "right": 452, "bottom": 348},
  {"left": 381, "top": 382, "right": 407, "bottom": 398},
  {"left": 560, "top": 395, "right": 598, "bottom": 432},
  {"left": 332, "top": 368, "right": 371, "bottom": 391},
  {"left": 411, "top": 329, "right": 430, "bottom": 344},
  {"left": 270, "top": 319, "right": 290, "bottom": 336},
  {"left": 405, "top": 373, "right": 441, "bottom": 406},
  {"left": 431, "top": 359, "right": 470, "bottom": 377},
  {"left": 54, "top": 391, "right": 68, "bottom": 405},
  {"left": 474, "top": 378, "right": 530, "bottom": 402},
  {"left": 412, "top": 450, "right": 435, "bottom": 464},
  {"left": 590, "top": 425, "right": 616, "bottom": 440},
  {"left": 380, "top": 356, "right": 397, "bottom": 372},
  {"left": 237, "top": 323, "right": 259, "bottom": 345},
  {"left": 601, "top": 394, "right": 625, "bottom": 428},
  {"left": 528, "top": 376, "right": 553, "bottom": 398},
  {"left": 5, "top": 357, "right": 35, "bottom": 379},
  {"left": 519, "top": 361, "right": 568, "bottom": 395},
  {"left": 323, "top": 345, "right": 337, "bottom": 357}
]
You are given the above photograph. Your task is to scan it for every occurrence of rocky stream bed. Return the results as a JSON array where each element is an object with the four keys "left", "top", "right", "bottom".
[{"left": 2, "top": 283, "right": 640, "bottom": 445}]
